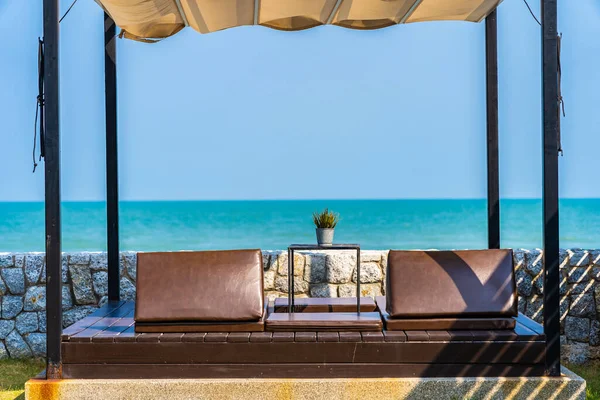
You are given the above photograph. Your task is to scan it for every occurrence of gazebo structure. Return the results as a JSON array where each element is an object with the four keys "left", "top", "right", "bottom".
[{"left": 39, "top": 0, "right": 561, "bottom": 381}]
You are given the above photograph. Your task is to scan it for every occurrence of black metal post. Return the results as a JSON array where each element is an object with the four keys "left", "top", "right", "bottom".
[
  {"left": 541, "top": 0, "right": 561, "bottom": 377},
  {"left": 105, "top": 13, "right": 120, "bottom": 301},
  {"left": 288, "top": 248, "right": 293, "bottom": 312},
  {"left": 43, "top": 0, "right": 62, "bottom": 379},
  {"left": 356, "top": 248, "right": 361, "bottom": 314},
  {"left": 485, "top": 10, "right": 500, "bottom": 250}
]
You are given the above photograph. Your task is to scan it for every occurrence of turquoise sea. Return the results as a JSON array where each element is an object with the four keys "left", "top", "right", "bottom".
[{"left": 0, "top": 199, "right": 599, "bottom": 252}]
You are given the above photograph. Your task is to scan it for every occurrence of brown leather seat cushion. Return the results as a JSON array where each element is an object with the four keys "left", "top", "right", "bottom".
[
  {"left": 135, "top": 320, "right": 266, "bottom": 333},
  {"left": 274, "top": 297, "right": 376, "bottom": 313},
  {"left": 375, "top": 297, "right": 516, "bottom": 331},
  {"left": 266, "top": 312, "right": 383, "bottom": 332},
  {"left": 386, "top": 249, "right": 517, "bottom": 319},
  {"left": 135, "top": 250, "right": 264, "bottom": 323}
]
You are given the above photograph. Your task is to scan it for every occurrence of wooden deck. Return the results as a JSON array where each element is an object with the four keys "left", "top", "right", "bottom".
[{"left": 61, "top": 301, "right": 546, "bottom": 379}]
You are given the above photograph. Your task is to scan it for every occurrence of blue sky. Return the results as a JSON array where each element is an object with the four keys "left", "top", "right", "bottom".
[{"left": 1, "top": 0, "right": 599, "bottom": 201}]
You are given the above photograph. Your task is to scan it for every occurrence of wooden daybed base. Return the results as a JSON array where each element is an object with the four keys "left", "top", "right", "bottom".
[{"left": 60, "top": 300, "right": 546, "bottom": 379}]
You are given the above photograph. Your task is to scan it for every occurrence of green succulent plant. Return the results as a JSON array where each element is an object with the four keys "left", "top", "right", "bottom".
[{"left": 312, "top": 208, "right": 339, "bottom": 229}]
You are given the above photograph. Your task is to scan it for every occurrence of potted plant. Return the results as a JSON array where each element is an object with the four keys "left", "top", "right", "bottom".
[{"left": 312, "top": 208, "right": 339, "bottom": 246}]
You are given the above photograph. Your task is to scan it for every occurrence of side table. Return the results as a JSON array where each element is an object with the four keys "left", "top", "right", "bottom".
[{"left": 287, "top": 244, "right": 361, "bottom": 313}]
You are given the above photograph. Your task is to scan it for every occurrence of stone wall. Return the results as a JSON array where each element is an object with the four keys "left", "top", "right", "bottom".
[{"left": 0, "top": 249, "right": 599, "bottom": 363}]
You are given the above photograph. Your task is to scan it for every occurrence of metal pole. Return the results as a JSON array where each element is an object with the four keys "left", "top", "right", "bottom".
[
  {"left": 541, "top": 0, "right": 561, "bottom": 377},
  {"left": 105, "top": 13, "right": 120, "bottom": 301},
  {"left": 288, "top": 248, "right": 293, "bottom": 312},
  {"left": 356, "top": 247, "right": 361, "bottom": 314},
  {"left": 43, "top": 0, "right": 62, "bottom": 379},
  {"left": 485, "top": 10, "right": 500, "bottom": 250}
]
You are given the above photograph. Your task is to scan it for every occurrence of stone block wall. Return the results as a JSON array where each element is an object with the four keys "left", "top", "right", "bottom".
[
  {"left": 0, "top": 249, "right": 599, "bottom": 363},
  {"left": 0, "top": 252, "right": 137, "bottom": 359}
]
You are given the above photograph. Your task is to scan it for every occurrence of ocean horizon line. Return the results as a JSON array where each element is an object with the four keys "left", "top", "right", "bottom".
[{"left": 2, "top": 197, "right": 600, "bottom": 204}]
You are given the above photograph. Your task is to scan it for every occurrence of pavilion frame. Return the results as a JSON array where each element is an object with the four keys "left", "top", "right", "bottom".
[{"left": 41, "top": 0, "right": 561, "bottom": 379}]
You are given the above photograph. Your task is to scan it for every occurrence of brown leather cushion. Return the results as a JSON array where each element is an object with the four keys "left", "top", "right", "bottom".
[
  {"left": 375, "top": 297, "right": 516, "bottom": 331},
  {"left": 135, "top": 320, "right": 265, "bottom": 333},
  {"left": 135, "top": 297, "right": 268, "bottom": 333},
  {"left": 384, "top": 316, "right": 516, "bottom": 331},
  {"left": 274, "top": 297, "right": 376, "bottom": 313},
  {"left": 386, "top": 249, "right": 517, "bottom": 319},
  {"left": 135, "top": 250, "right": 264, "bottom": 323},
  {"left": 265, "top": 312, "right": 383, "bottom": 332}
]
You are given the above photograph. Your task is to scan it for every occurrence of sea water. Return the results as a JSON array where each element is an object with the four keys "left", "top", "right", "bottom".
[{"left": 0, "top": 199, "right": 599, "bottom": 252}]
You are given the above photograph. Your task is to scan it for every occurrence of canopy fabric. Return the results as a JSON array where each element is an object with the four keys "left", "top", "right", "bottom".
[{"left": 95, "top": 0, "right": 502, "bottom": 42}]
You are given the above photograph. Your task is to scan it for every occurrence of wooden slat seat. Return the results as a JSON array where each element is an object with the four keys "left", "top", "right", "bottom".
[
  {"left": 265, "top": 312, "right": 383, "bottom": 332},
  {"left": 61, "top": 301, "right": 126, "bottom": 341},
  {"left": 71, "top": 302, "right": 134, "bottom": 343},
  {"left": 61, "top": 301, "right": 546, "bottom": 379},
  {"left": 273, "top": 297, "right": 376, "bottom": 313}
]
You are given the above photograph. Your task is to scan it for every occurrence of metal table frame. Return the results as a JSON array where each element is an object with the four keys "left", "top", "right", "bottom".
[{"left": 288, "top": 244, "right": 361, "bottom": 313}]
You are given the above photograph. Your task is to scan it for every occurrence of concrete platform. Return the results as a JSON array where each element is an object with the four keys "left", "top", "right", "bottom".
[{"left": 26, "top": 367, "right": 586, "bottom": 400}]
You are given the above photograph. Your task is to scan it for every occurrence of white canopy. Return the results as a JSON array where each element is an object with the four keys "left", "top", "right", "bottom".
[{"left": 95, "top": 0, "right": 502, "bottom": 42}]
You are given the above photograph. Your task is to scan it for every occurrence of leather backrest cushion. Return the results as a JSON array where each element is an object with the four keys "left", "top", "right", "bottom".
[
  {"left": 386, "top": 249, "right": 517, "bottom": 319},
  {"left": 135, "top": 250, "right": 264, "bottom": 323}
]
